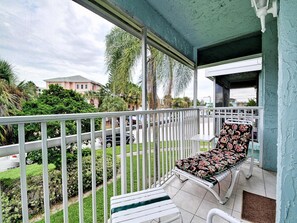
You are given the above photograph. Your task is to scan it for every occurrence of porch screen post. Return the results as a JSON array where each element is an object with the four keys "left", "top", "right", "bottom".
[
  {"left": 193, "top": 65, "right": 198, "bottom": 108},
  {"left": 141, "top": 27, "right": 148, "bottom": 189}
]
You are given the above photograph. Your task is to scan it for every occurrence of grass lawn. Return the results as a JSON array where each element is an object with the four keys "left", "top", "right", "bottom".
[
  {"left": 36, "top": 148, "right": 175, "bottom": 223},
  {"left": 37, "top": 155, "right": 149, "bottom": 223},
  {"left": 0, "top": 163, "right": 56, "bottom": 181}
]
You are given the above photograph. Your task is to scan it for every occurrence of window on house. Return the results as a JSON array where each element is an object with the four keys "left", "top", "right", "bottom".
[
  {"left": 85, "top": 84, "right": 88, "bottom": 89},
  {"left": 76, "top": 84, "right": 79, "bottom": 89},
  {"left": 81, "top": 84, "right": 83, "bottom": 89}
]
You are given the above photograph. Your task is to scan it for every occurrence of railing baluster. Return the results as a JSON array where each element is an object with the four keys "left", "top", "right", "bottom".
[
  {"left": 180, "top": 111, "right": 185, "bottom": 159},
  {"left": 41, "top": 122, "right": 50, "bottom": 223},
  {"left": 136, "top": 115, "right": 140, "bottom": 191},
  {"left": 147, "top": 114, "right": 151, "bottom": 188},
  {"left": 161, "top": 113, "right": 165, "bottom": 183},
  {"left": 153, "top": 113, "right": 157, "bottom": 187},
  {"left": 165, "top": 112, "right": 169, "bottom": 179},
  {"left": 120, "top": 116, "right": 127, "bottom": 194},
  {"left": 112, "top": 117, "right": 117, "bottom": 196},
  {"left": 203, "top": 109, "right": 205, "bottom": 135},
  {"left": 174, "top": 112, "right": 177, "bottom": 164},
  {"left": 102, "top": 118, "right": 108, "bottom": 222},
  {"left": 90, "top": 118, "right": 97, "bottom": 223},
  {"left": 76, "top": 119, "right": 84, "bottom": 223},
  {"left": 0, "top": 182, "right": 3, "bottom": 223},
  {"left": 168, "top": 112, "right": 172, "bottom": 175},
  {"left": 60, "top": 121, "right": 68, "bottom": 223},
  {"left": 18, "top": 123, "right": 29, "bottom": 223},
  {"left": 129, "top": 116, "right": 133, "bottom": 192},
  {"left": 157, "top": 113, "right": 161, "bottom": 186},
  {"left": 142, "top": 114, "right": 147, "bottom": 190}
]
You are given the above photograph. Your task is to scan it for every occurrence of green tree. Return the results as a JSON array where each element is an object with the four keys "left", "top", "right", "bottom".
[
  {"left": 105, "top": 27, "right": 192, "bottom": 109},
  {"left": 122, "top": 82, "right": 141, "bottom": 110},
  {"left": 99, "top": 95, "right": 128, "bottom": 112},
  {"left": 20, "top": 84, "right": 97, "bottom": 166},
  {"left": 172, "top": 97, "right": 189, "bottom": 108},
  {"left": 183, "top": 96, "right": 191, "bottom": 107},
  {"left": 0, "top": 60, "right": 37, "bottom": 145},
  {"left": 246, "top": 98, "right": 257, "bottom": 106}
]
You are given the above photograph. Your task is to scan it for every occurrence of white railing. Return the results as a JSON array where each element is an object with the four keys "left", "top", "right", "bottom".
[
  {"left": 198, "top": 106, "right": 264, "bottom": 164},
  {"left": 0, "top": 106, "right": 263, "bottom": 223},
  {"left": 0, "top": 108, "right": 198, "bottom": 223}
]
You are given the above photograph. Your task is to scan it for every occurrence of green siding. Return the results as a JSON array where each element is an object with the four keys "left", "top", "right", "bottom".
[
  {"left": 277, "top": 0, "right": 297, "bottom": 222},
  {"left": 261, "top": 20, "right": 278, "bottom": 171}
]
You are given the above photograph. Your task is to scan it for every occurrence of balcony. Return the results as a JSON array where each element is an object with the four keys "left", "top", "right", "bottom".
[
  {"left": 163, "top": 162, "right": 276, "bottom": 222},
  {"left": 0, "top": 106, "right": 270, "bottom": 223}
]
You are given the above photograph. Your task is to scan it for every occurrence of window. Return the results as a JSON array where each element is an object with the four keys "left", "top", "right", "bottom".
[
  {"left": 85, "top": 84, "right": 88, "bottom": 89},
  {"left": 81, "top": 84, "right": 83, "bottom": 89},
  {"left": 76, "top": 84, "right": 79, "bottom": 89}
]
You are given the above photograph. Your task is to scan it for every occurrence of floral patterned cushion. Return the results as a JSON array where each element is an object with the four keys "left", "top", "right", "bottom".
[
  {"left": 216, "top": 123, "right": 252, "bottom": 154},
  {"left": 175, "top": 122, "right": 252, "bottom": 182}
]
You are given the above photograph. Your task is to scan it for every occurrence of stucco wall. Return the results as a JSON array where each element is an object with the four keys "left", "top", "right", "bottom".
[
  {"left": 261, "top": 20, "right": 278, "bottom": 171},
  {"left": 277, "top": 1, "right": 297, "bottom": 222}
]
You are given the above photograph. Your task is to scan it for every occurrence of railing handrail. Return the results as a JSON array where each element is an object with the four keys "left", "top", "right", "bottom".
[{"left": 0, "top": 107, "right": 198, "bottom": 125}]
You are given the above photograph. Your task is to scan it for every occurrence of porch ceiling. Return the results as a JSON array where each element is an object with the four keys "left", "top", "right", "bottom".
[
  {"left": 75, "top": 0, "right": 275, "bottom": 67},
  {"left": 147, "top": 0, "right": 262, "bottom": 49}
]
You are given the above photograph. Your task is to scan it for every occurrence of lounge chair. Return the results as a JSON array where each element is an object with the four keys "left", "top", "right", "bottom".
[{"left": 173, "top": 119, "right": 253, "bottom": 204}]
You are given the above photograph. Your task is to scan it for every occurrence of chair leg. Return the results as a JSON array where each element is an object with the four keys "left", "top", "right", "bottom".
[
  {"left": 224, "top": 169, "right": 240, "bottom": 200},
  {"left": 175, "top": 173, "right": 188, "bottom": 183},
  {"left": 245, "top": 157, "right": 254, "bottom": 179}
]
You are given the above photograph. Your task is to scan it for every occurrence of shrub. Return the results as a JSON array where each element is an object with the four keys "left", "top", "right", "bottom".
[{"left": 0, "top": 153, "right": 119, "bottom": 223}]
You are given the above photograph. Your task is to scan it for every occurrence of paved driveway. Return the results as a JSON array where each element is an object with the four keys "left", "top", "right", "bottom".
[{"left": 0, "top": 156, "right": 18, "bottom": 172}]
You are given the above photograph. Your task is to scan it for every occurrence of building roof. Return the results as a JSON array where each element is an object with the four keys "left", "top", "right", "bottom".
[{"left": 44, "top": 75, "right": 102, "bottom": 86}]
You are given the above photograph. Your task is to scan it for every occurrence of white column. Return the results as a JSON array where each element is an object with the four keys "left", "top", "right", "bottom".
[
  {"left": 193, "top": 65, "right": 198, "bottom": 107},
  {"left": 142, "top": 27, "right": 148, "bottom": 111},
  {"left": 141, "top": 27, "right": 148, "bottom": 189}
]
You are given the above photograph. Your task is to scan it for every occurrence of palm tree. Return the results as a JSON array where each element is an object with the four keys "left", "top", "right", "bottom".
[
  {"left": 0, "top": 59, "right": 37, "bottom": 145},
  {"left": 123, "top": 82, "right": 142, "bottom": 110},
  {"left": 105, "top": 27, "right": 192, "bottom": 109},
  {"left": 0, "top": 60, "right": 20, "bottom": 116}
]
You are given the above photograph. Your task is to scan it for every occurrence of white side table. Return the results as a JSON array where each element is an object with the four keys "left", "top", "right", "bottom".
[
  {"left": 190, "top": 134, "right": 215, "bottom": 154},
  {"left": 110, "top": 187, "right": 182, "bottom": 223}
]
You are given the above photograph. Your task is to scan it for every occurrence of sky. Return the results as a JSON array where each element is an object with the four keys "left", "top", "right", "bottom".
[{"left": 0, "top": 0, "right": 253, "bottom": 103}]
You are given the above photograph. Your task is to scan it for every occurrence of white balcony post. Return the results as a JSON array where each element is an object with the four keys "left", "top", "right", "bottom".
[
  {"left": 120, "top": 116, "right": 127, "bottom": 194},
  {"left": 142, "top": 27, "right": 148, "bottom": 110},
  {"left": 142, "top": 27, "right": 148, "bottom": 189},
  {"left": 193, "top": 64, "right": 198, "bottom": 108}
]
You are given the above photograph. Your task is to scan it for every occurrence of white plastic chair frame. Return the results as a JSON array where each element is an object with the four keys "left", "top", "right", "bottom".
[
  {"left": 206, "top": 208, "right": 240, "bottom": 223},
  {"left": 173, "top": 119, "right": 254, "bottom": 205}
]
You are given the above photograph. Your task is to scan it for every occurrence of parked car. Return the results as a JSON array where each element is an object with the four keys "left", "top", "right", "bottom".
[
  {"left": 10, "top": 153, "right": 32, "bottom": 165},
  {"left": 103, "top": 133, "right": 135, "bottom": 148},
  {"left": 125, "top": 115, "right": 140, "bottom": 125}
]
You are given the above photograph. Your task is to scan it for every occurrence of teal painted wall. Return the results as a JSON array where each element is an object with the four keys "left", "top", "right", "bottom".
[
  {"left": 109, "top": 0, "right": 193, "bottom": 60},
  {"left": 261, "top": 20, "right": 278, "bottom": 171},
  {"left": 277, "top": 0, "right": 297, "bottom": 222}
]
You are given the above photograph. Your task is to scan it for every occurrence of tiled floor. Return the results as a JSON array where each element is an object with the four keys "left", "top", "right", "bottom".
[{"left": 160, "top": 162, "right": 276, "bottom": 223}]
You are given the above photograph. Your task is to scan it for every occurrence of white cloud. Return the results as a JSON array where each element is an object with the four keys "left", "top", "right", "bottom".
[{"left": 0, "top": 0, "right": 114, "bottom": 87}]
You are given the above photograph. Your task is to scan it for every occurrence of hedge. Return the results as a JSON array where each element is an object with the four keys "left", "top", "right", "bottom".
[{"left": 0, "top": 153, "right": 119, "bottom": 223}]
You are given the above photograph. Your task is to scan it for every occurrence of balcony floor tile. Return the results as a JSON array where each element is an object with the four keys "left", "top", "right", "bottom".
[{"left": 163, "top": 162, "right": 276, "bottom": 222}]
